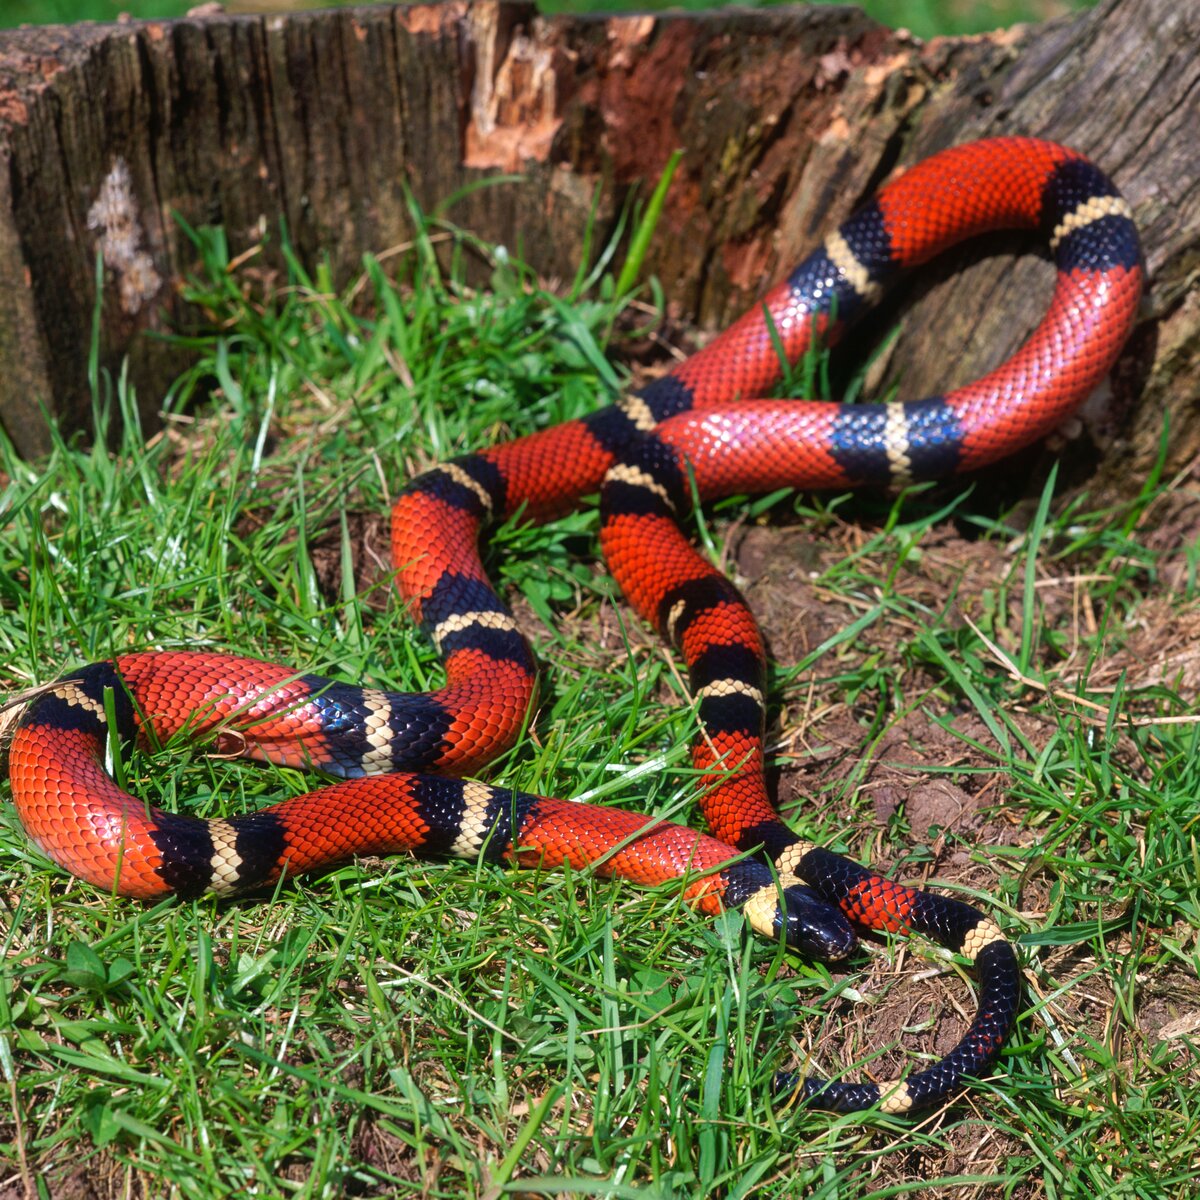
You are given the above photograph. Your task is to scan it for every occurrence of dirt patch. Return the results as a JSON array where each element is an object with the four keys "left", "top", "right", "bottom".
[
  {"left": 1089, "top": 596, "right": 1200, "bottom": 694},
  {"left": 1, "top": 1155, "right": 150, "bottom": 1200},
  {"left": 309, "top": 509, "right": 395, "bottom": 611}
]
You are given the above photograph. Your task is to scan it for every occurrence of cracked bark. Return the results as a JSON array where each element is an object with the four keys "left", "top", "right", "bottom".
[{"left": 0, "top": 0, "right": 1194, "bottom": 499}]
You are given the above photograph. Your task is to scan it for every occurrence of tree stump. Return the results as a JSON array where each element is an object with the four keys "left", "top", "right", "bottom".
[{"left": 0, "top": 0, "right": 1194, "bottom": 499}]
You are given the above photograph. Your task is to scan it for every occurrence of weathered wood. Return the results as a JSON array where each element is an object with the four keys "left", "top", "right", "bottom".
[{"left": 0, "top": 0, "right": 1194, "bottom": 495}]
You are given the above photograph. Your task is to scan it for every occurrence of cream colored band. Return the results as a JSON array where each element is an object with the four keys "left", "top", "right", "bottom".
[
  {"left": 207, "top": 819, "right": 244, "bottom": 896},
  {"left": 877, "top": 1080, "right": 914, "bottom": 1114},
  {"left": 1050, "top": 194, "right": 1133, "bottom": 253},
  {"left": 825, "top": 229, "right": 882, "bottom": 302},
  {"left": 604, "top": 462, "right": 674, "bottom": 508},
  {"left": 450, "top": 780, "right": 499, "bottom": 858},
  {"left": 773, "top": 840, "right": 815, "bottom": 877},
  {"left": 618, "top": 393, "right": 658, "bottom": 433},
  {"left": 884, "top": 402, "right": 912, "bottom": 484},
  {"left": 358, "top": 689, "right": 398, "bottom": 773},
  {"left": 741, "top": 884, "right": 781, "bottom": 938},
  {"left": 435, "top": 462, "right": 494, "bottom": 515},
  {"left": 432, "top": 610, "right": 520, "bottom": 650},
  {"left": 53, "top": 681, "right": 106, "bottom": 720},
  {"left": 960, "top": 917, "right": 1006, "bottom": 961},
  {"left": 696, "top": 678, "right": 765, "bottom": 705}
]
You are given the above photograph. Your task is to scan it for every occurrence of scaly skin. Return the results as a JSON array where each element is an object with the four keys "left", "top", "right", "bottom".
[{"left": 9, "top": 138, "right": 1142, "bottom": 1113}]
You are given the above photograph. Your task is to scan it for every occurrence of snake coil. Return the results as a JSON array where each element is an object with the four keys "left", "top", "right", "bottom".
[{"left": 9, "top": 138, "right": 1142, "bottom": 1113}]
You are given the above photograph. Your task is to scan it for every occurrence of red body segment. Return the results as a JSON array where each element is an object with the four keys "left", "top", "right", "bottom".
[
  {"left": 483, "top": 420, "right": 620, "bottom": 520},
  {"left": 949, "top": 267, "right": 1143, "bottom": 464},
  {"left": 876, "top": 138, "right": 1074, "bottom": 261},
  {"left": 391, "top": 492, "right": 492, "bottom": 619}
]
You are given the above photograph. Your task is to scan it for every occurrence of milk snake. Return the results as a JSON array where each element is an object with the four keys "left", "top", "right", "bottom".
[{"left": 8, "top": 138, "right": 1142, "bottom": 1113}]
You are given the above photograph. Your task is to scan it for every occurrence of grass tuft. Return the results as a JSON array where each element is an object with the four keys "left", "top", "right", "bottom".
[{"left": 1, "top": 193, "right": 1197, "bottom": 1198}]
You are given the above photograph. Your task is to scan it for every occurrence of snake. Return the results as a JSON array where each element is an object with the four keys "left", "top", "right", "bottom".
[{"left": 7, "top": 137, "right": 1142, "bottom": 1114}]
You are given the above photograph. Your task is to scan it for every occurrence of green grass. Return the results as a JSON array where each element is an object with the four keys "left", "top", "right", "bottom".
[
  {"left": 2, "top": 189, "right": 1199, "bottom": 1198},
  {"left": 0, "top": 0, "right": 1099, "bottom": 40}
]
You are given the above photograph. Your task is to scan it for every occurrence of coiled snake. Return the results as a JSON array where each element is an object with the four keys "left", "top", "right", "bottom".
[{"left": 8, "top": 138, "right": 1142, "bottom": 1113}]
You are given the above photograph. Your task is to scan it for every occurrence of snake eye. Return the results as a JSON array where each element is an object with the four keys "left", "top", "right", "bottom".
[{"left": 776, "top": 884, "right": 857, "bottom": 961}]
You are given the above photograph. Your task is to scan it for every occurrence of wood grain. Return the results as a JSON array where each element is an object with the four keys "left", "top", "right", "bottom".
[{"left": 0, "top": 0, "right": 1192, "bottom": 495}]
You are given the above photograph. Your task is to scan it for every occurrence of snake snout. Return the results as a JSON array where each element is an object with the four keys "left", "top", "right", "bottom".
[{"left": 778, "top": 884, "right": 857, "bottom": 961}]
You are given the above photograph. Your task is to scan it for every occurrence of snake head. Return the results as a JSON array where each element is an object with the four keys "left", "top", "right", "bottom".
[{"left": 776, "top": 883, "right": 857, "bottom": 961}]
